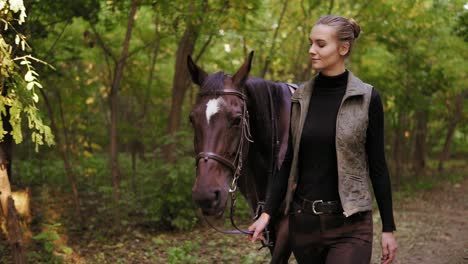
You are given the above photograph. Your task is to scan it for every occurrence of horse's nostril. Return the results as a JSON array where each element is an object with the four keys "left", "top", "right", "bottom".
[{"left": 212, "top": 190, "right": 221, "bottom": 207}]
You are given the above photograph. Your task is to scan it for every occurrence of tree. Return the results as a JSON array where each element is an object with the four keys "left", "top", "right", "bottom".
[
  {"left": 164, "top": 1, "right": 205, "bottom": 161},
  {"left": 91, "top": 0, "right": 140, "bottom": 201},
  {"left": 0, "top": 1, "right": 54, "bottom": 262}
]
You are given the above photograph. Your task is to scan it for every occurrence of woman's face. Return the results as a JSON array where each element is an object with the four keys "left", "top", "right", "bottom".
[{"left": 308, "top": 24, "right": 349, "bottom": 75}]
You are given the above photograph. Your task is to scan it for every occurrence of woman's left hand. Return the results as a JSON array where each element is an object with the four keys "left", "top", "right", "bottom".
[{"left": 381, "top": 232, "right": 397, "bottom": 264}]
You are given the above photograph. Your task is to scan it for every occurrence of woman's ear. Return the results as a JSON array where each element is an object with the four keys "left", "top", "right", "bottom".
[{"left": 339, "top": 42, "right": 350, "bottom": 56}]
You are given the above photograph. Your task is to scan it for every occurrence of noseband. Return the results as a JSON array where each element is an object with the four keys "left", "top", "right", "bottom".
[{"left": 195, "top": 89, "right": 253, "bottom": 193}]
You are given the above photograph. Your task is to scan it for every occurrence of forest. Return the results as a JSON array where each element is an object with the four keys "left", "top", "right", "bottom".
[{"left": 0, "top": 0, "right": 466, "bottom": 263}]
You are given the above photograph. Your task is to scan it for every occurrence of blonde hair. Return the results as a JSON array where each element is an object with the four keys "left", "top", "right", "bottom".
[{"left": 314, "top": 15, "right": 361, "bottom": 56}]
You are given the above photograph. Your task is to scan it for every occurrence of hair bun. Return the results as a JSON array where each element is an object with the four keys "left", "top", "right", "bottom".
[{"left": 348, "top": 18, "right": 361, "bottom": 39}]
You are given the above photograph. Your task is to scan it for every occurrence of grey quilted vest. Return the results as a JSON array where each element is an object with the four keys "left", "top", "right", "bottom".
[{"left": 284, "top": 71, "right": 374, "bottom": 217}]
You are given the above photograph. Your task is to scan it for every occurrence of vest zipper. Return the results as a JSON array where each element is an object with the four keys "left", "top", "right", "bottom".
[{"left": 336, "top": 95, "right": 348, "bottom": 217}]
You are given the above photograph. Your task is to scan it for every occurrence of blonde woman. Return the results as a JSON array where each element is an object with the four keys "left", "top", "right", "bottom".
[{"left": 249, "top": 15, "right": 398, "bottom": 264}]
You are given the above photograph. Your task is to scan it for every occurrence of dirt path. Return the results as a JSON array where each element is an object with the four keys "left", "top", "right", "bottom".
[{"left": 371, "top": 177, "right": 467, "bottom": 264}]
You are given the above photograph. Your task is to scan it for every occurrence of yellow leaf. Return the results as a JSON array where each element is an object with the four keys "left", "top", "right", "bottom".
[
  {"left": 83, "top": 150, "right": 93, "bottom": 158},
  {"left": 85, "top": 97, "right": 94, "bottom": 105}
]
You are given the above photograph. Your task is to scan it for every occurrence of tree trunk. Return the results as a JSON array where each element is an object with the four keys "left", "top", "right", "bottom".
[
  {"left": 164, "top": 23, "right": 200, "bottom": 162},
  {"left": 1, "top": 86, "right": 13, "bottom": 182},
  {"left": 39, "top": 88, "right": 83, "bottom": 224},
  {"left": 412, "top": 109, "right": 428, "bottom": 177},
  {"left": 392, "top": 113, "right": 405, "bottom": 189},
  {"left": 109, "top": 0, "right": 139, "bottom": 201},
  {"left": 0, "top": 152, "right": 26, "bottom": 264},
  {"left": 438, "top": 92, "right": 466, "bottom": 172}
]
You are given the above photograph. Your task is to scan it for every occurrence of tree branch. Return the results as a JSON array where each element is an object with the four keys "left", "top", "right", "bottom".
[
  {"left": 327, "top": 0, "right": 334, "bottom": 14},
  {"left": 90, "top": 24, "right": 117, "bottom": 63},
  {"left": 43, "top": 22, "right": 70, "bottom": 62},
  {"left": 194, "top": 34, "right": 214, "bottom": 63},
  {"left": 111, "top": 0, "right": 139, "bottom": 95},
  {"left": 261, "top": 0, "right": 289, "bottom": 78}
]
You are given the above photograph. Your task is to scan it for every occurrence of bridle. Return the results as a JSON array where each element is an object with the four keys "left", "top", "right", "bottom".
[
  {"left": 194, "top": 89, "right": 271, "bottom": 247},
  {"left": 195, "top": 89, "right": 253, "bottom": 194}
]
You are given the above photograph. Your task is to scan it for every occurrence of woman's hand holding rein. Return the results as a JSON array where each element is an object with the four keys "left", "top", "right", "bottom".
[{"left": 248, "top": 212, "right": 271, "bottom": 242}]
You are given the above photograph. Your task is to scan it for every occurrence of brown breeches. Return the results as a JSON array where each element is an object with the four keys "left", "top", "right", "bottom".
[{"left": 289, "top": 204, "right": 373, "bottom": 264}]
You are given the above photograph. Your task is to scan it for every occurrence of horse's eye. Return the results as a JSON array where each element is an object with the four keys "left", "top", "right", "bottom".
[{"left": 232, "top": 116, "right": 242, "bottom": 127}]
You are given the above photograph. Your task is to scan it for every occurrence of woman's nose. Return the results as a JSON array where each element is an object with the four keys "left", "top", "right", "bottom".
[{"left": 309, "top": 45, "right": 316, "bottom": 55}]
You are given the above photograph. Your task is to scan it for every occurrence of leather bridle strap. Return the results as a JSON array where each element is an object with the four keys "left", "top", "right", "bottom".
[
  {"left": 196, "top": 152, "right": 236, "bottom": 173},
  {"left": 195, "top": 88, "right": 251, "bottom": 180},
  {"left": 198, "top": 89, "right": 246, "bottom": 100}
]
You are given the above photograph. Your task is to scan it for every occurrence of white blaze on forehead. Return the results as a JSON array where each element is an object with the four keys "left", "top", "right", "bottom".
[{"left": 205, "top": 98, "right": 224, "bottom": 124}]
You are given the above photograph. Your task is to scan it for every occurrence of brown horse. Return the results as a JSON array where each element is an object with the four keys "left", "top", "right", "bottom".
[{"left": 188, "top": 51, "right": 293, "bottom": 263}]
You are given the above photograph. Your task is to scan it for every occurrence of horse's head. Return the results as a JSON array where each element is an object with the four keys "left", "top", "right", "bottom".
[{"left": 188, "top": 52, "right": 254, "bottom": 216}]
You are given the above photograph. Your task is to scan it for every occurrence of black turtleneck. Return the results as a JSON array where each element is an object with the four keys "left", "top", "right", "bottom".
[
  {"left": 264, "top": 70, "right": 396, "bottom": 232},
  {"left": 296, "top": 70, "right": 348, "bottom": 202}
]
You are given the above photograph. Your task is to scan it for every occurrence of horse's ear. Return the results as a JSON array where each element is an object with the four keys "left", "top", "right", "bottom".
[
  {"left": 187, "top": 55, "right": 208, "bottom": 86},
  {"left": 232, "top": 51, "right": 254, "bottom": 88}
]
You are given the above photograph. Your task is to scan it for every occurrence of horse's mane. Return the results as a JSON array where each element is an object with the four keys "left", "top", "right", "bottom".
[
  {"left": 245, "top": 77, "right": 289, "bottom": 175},
  {"left": 245, "top": 77, "right": 287, "bottom": 126},
  {"left": 245, "top": 77, "right": 286, "bottom": 140}
]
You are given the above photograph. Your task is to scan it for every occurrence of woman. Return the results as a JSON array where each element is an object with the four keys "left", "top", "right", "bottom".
[{"left": 248, "top": 15, "right": 398, "bottom": 264}]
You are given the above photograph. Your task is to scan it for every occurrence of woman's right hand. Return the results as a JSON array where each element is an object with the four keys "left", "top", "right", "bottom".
[{"left": 248, "top": 212, "right": 271, "bottom": 242}]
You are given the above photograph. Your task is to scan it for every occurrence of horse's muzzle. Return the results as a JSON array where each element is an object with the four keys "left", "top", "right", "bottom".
[{"left": 192, "top": 187, "right": 227, "bottom": 216}]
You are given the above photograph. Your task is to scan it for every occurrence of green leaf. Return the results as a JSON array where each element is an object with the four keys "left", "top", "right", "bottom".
[
  {"left": 24, "top": 71, "right": 34, "bottom": 82},
  {"left": 33, "top": 81, "right": 43, "bottom": 88},
  {"left": 60, "top": 246, "right": 73, "bottom": 254},
  {"left": 26, "top": 82, "right": 34, "bottom": 90},
  {"left": 32, "top": 93, "right": 39, "bottom": 103}
]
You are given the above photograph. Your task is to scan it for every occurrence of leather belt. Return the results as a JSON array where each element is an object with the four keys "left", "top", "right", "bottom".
[{"left": 294, "top": 196, "right": 343, "bottom": 215}]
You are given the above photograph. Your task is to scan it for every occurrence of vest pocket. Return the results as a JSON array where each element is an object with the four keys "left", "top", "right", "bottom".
[{"left": 342, "top": 173, "right": 371, "bottom": 207}]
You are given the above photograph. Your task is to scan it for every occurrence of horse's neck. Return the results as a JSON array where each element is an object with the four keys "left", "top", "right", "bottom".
[{"left": 241, "top": 79, "right": 291, "bottom": 209}]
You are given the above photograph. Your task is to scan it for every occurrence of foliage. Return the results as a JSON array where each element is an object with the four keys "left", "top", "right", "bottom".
[
  {"left": 7, "top": 0, "right": 466, "bottom": 236},
  {"left": 0, "top": 0, "right": 54, "bottom": 150},
  {"left": 166, "top": 240, "right": 200, "bottom": 264},
  {"left": 454, "top": 6, "right": 468, "bottom": 41},
  {"left": 0, "top": 1, "right": 465, "bottom": 263},
  {"left": 32, "top": 223, "right": 72, "bottom": 254}
]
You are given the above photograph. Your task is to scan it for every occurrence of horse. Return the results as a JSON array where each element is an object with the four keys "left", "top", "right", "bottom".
[{"left": 188, "top": 51, "right": 294, "bottom": 263}]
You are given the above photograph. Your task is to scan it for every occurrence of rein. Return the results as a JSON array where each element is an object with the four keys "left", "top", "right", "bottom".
[{"left": 195, "top": 89, "right": 269, "bottom": 240}]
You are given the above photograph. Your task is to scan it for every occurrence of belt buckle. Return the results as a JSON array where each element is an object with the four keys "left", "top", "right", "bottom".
[{"left": 312, "top": 200, "right": 323, "bottom": 215}]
